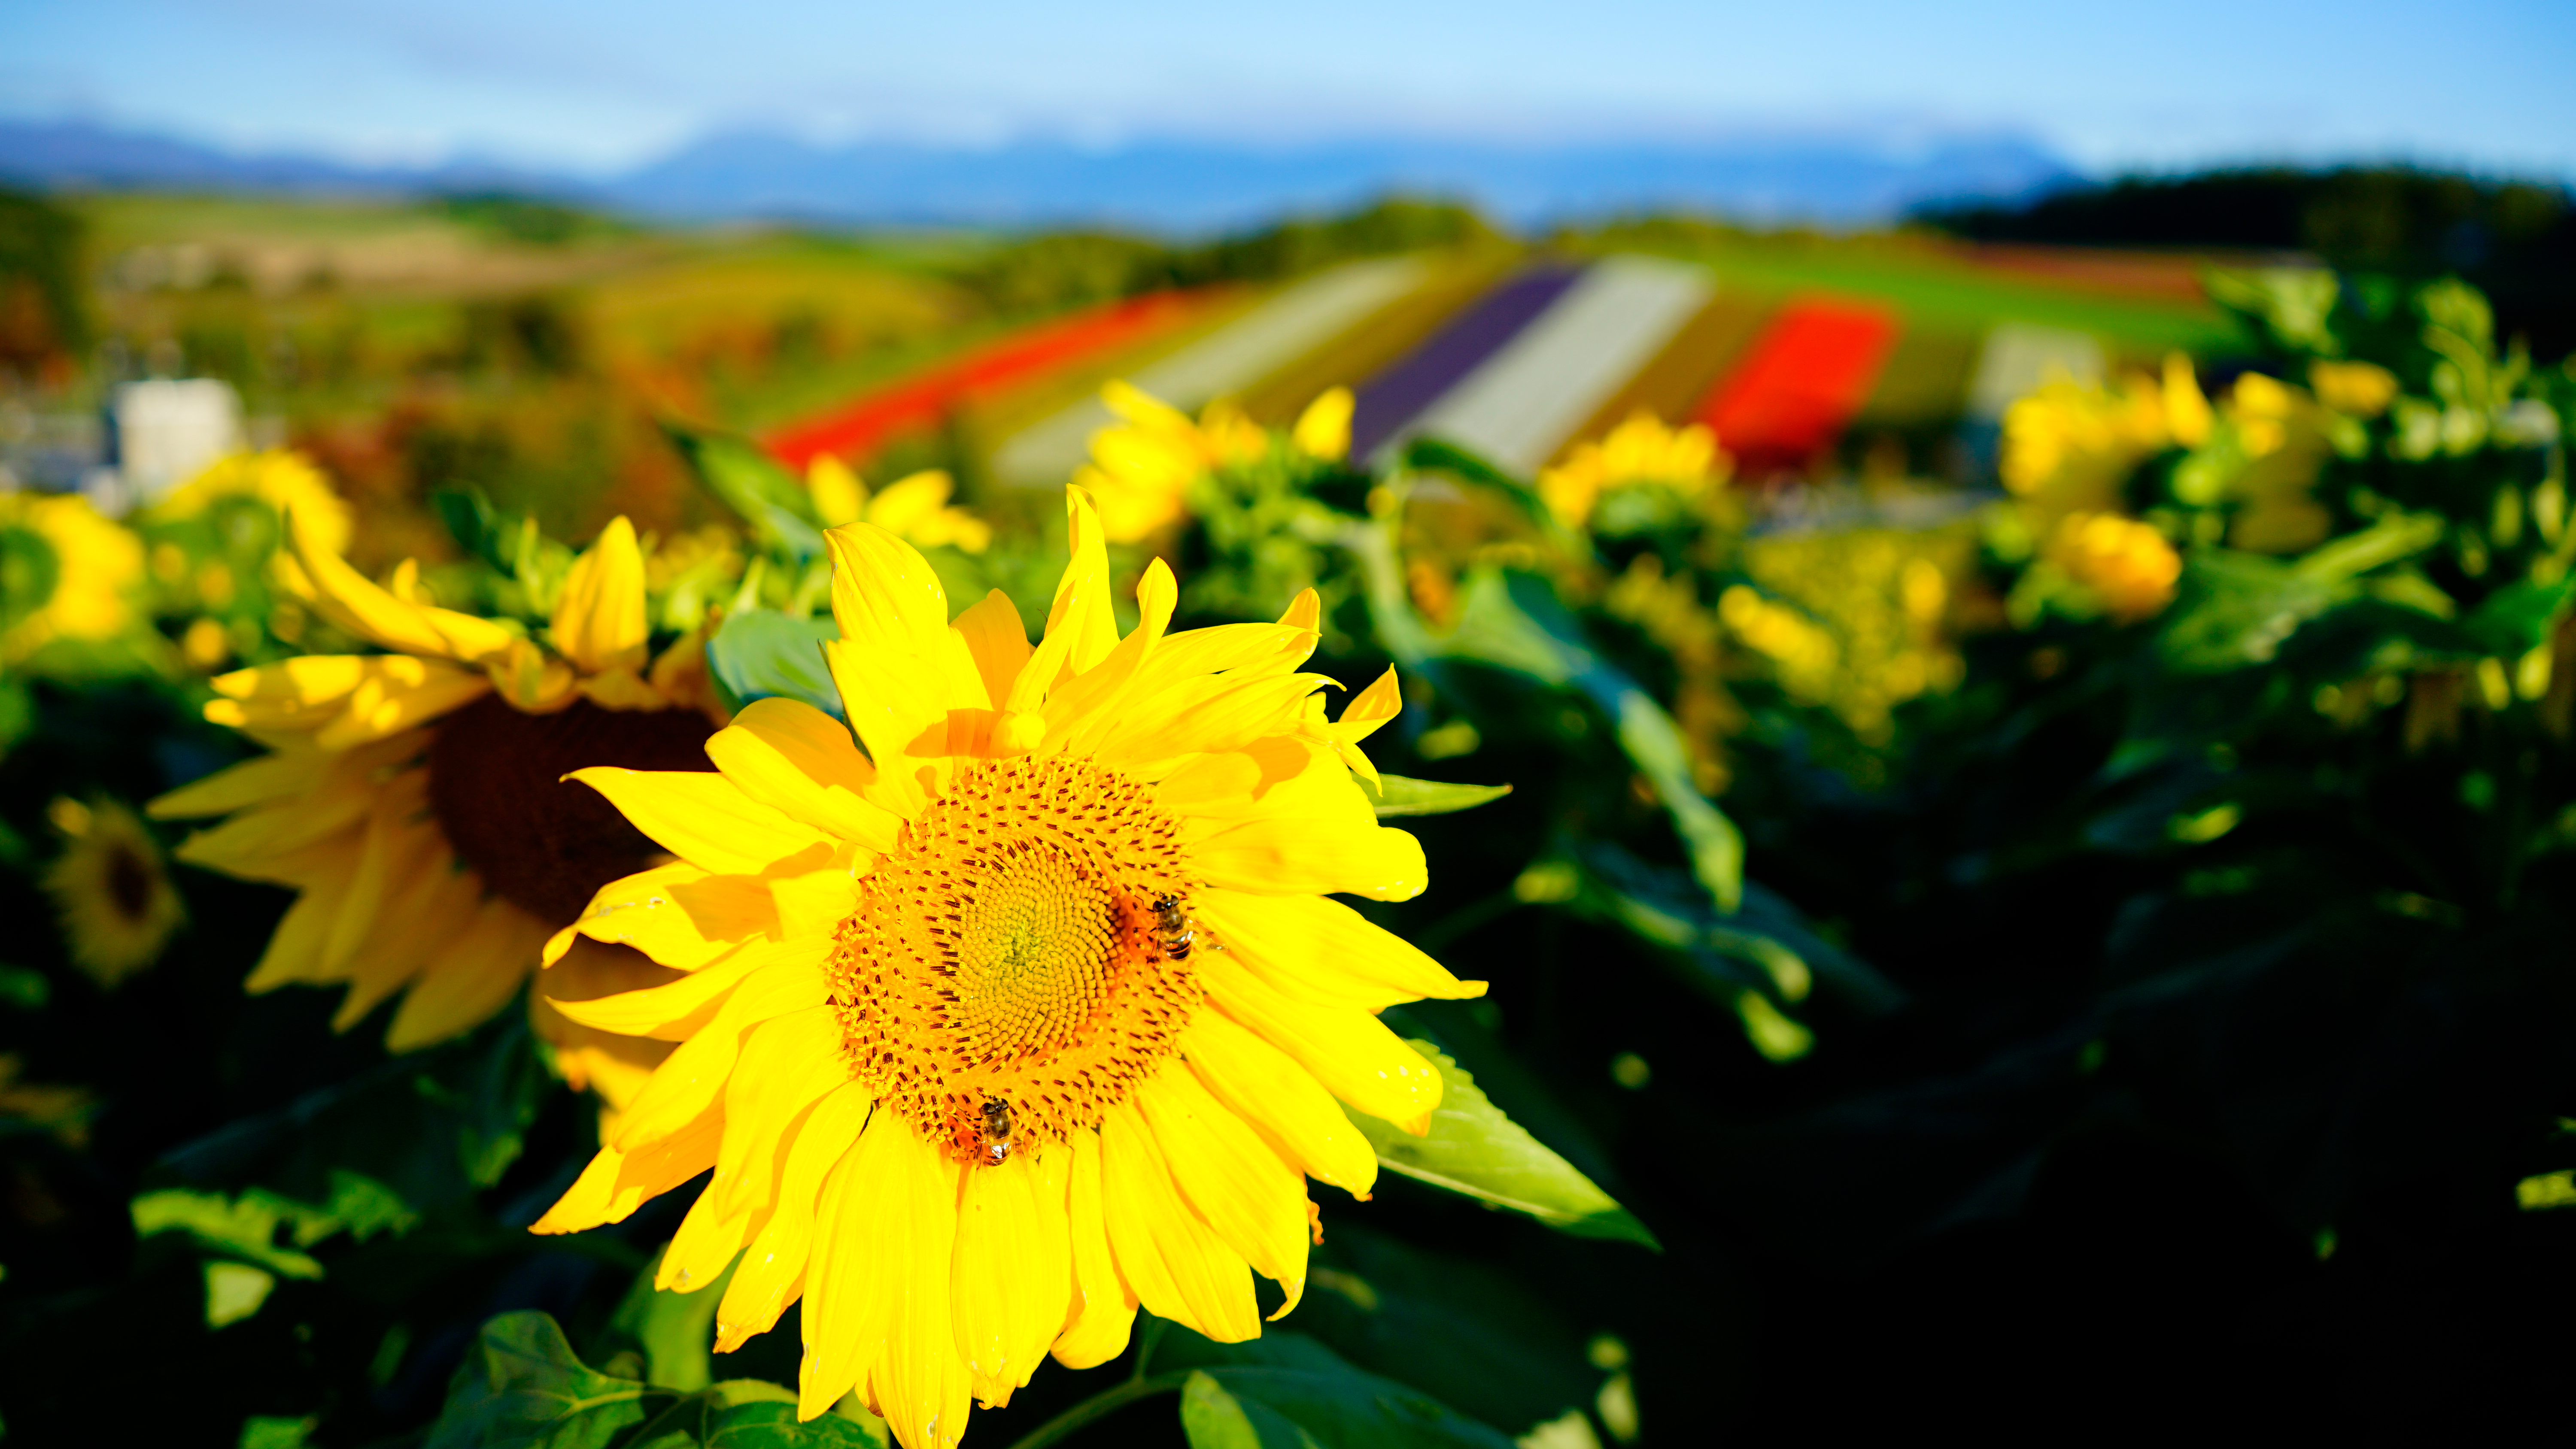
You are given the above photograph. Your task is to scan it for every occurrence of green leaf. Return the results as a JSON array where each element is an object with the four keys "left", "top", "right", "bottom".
[
  {"left": 2158, "top": 516, "right": 2447, "bottom": 674},
  {"left": 1158, "top": 1331, "right": 1519, "bottom": 1449},
  {"left": 1397, "top": 564, "right": 1742, "bottom": 912},
  {"left": 432, "top": 488, "right": 518, "bottom": 575},
  {"left": 708, "top": 610, "right": 844, "bottom": 721},
  {"left": 697, "top": 1400, "right": 889, "bottom": 1448},
  {"left": 426, "top": 1311, "right": 665, "bottom": 1449},
  {"left": 665, "top": 423, "right": 827, "bottom": 561},
  {"left": 132, "top": 1188, "right": 325, "bottom": 1279},
  {"left": 1203, "top": 1365, "right": 1518, "bottom": 1449},
  {"left": 1369, "top": 775, "right": 1512, "bottom": 817},
  {"left": 2461, "top": 575, "right": 2576, "bottom": 657},
  {"left": 1566, "top": 839, "right": 1904, "bottom": 1019},
  {"left": 601, "top": 1249, "right": 735, "bottom": 1391},
  {"left": 1344, "top": 1041, "right": 1658, "bottom": 1249},
  {"left": 1288, "top": 1223, "right": 1599, "bottom": 1438},
  {"left": 1181, "top": 1370, "right": 1320, "bottom": 1449}
]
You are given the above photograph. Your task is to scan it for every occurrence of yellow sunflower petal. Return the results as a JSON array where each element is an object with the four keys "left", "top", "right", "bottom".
[
  {"left": 310, "top": 659, "right": 492, "bottom": 751},
  {"left": 532, "top": 1108, "right": 724, "bottom": 1234},
  {"left": 865, "top": 1184, "right": 974, "bottom": 1442},
  {"left": 1186, "top": 744, "right": 1427, "bottom": 901},
  {"left": 951, "top": 1145, "right": 1071, "bottom": 1391},
  {"left": 548, "top": 861, "right": 779, "bottom": 972},
  {"left": 804, "top": 1107, "right": 951, "bottom": 1421},
  {"left": 1128, "top": 614, "right": 1319, "bottom": 694},
  {"left": 317, "top": 775, "right": 441, "bottom": 984},
  {"left": 551, "top": 517, "right": 651, "bottom": 674},
  {"left": 200, "top": 655, "right": 363, "bottom": 729},
  {"left": 610, "top": 952, "right": 831, "bottom": 1152},
  {"left": 1292, "top": 386, "right": 1355, "bottom": 461},
  {"left": 243, "top": 859, "right": 357, "bottom": 991},
  {"left": 1097, "top": 671, "right": 1331, "bottom": 775},
  {"left": 717, "top": 1082, "right": 873, "bottom": 1352},
  {"left": 659, "top": 1179, "right": 753, "bottom": 1296},
  {"left": 1042, "top": 559, "right": 1177, "bottom": 750},
  {"left": 1182, "top": 1007, "right": 1378, "bottom": 1198},
  {"left": 148, "top": 746, "right": 322, "bottom": 820},
  {"left": 286, "top": 504, "right": 515, "bottom": 663},
  {"left": 384, "top": 897, "right": 545, "bottom": 1051},
  {"left": 951, "top": 591, "right": 1033, "bottom": 714},
  {"left": 1132, "top": 1065, "right": 1309, "bottom": 1318},
  {"left": 823, "top": 636, "right": 950, "bottom": 817},
  {"left": 1097, "top": 1097, "right": 1259, "bottom": 1343},
  {"left": 325, "top": 806, "right": 464, "bottom": 1030},
  {"left": 705, "top": 699, "right": 901, "bottom": 852},
  {"left": 709, "top": 1005, "right": 848, "bottom": 1222},
  {"left": 1051, "top": 1128, "right": 1136, "bottom": 1370},
  {"left": 1036, "top": 486, "right": 1120, "bottom": 688},
  {"left": 569, "top": 768, "right": 835, "bottom": 877},
  {"left": 1196, "top": 951, "right": 1443, "bottom": 1127},
  {"left": 544, "top": 937, "right": 776, "bottom": 1041},
  {"left": 826, "top": 521, "right": 952, "bottom": 667},
  {"left": 1193, "top": 890, "right": 1482, "bottom": 1007}
]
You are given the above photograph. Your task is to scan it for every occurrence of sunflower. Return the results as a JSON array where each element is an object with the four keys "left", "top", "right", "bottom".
[
  {"left": 1537, "top": 410, "right": 1729, "bottom": 530},
  {"left": 2045, "top": 512, "right": 2183, "bottom": 623},
  {"left": 0, "top": 491, "right": 145, "bottom": 664},
  {"left": 1076, "top": 382, "right": 1354, "bottom": 544},
  {"left": 42, "top": 796, "right": 186, "bottom": 988},
  {"left": 148, "top": 449, "right": 356, "bottom": 559},
  {"left": 530, "top": 486, "right": 1478, "bottom": 1447},
  {"left": 149, "top": 509, "right": 726, "bottom": 1103},
  {"left": 808, "top": 458, "right": 994, "bottom": 555}
]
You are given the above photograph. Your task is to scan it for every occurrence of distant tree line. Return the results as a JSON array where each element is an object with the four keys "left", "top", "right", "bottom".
[
  {"left": 1916, "top": 166, "right": 2576, "bottom": 353},
  {"left": 954, "top": 196, "right": 1502, "bottom": 315},
  {"left": 0, "top": 188, "right": 87, "bottom": 379}
]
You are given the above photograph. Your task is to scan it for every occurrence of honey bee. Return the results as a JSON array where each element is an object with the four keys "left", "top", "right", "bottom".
[
  {"left": 978, "top": 1097, "right": 1014, "bottom": 1167},
  {"left": 1151, "top": 894, "right": 1195, "bottom": 961}
]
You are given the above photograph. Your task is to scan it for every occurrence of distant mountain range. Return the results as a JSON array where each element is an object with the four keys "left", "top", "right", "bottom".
[{"left": 0, "top": 118, "right": 2079, "bottom": 231}]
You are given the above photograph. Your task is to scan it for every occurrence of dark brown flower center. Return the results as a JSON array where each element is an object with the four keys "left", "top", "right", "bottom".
[
  {"left": 106, "top": 843, "right": 156, "bottom": 922},
  {"left": 427, "top": 695, "right": 717, "bottom": 925}
]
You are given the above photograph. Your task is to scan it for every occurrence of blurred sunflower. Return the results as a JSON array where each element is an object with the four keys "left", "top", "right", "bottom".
[
  {"left": 808, "top": 458, "right": 994, "bottom": 555},
  {"left": 1537, "top": 410, "right": 1730, "bottom": 530},
  {"left": 1076, "top": 381, "right": 1353, "bottom": 543},
  {"left": 150, "top": 510, "right": 726, "bottom": 1103},
  {"left": 148, "top": 449, "right": 355, "bottom": 559},
  {"left": 0, "top": 491, "right": 145, "bottom": 664},
  {"left": 2045, "top": 512, "right": 2183, "bottom": 623},
  {"left": 1999, "top": 355, "right": 2208, "bottom": 522},
  {"left": 42, "top": 796, "right": 186, "bottom": 988},
  {"left": 531, "top": 486, "right": 1476, "bottom": 1446}
]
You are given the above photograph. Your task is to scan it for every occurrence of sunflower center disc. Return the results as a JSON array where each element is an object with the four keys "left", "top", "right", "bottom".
[
  {"left": 827, "top": 755, "right": 1201, "bottom": 1160},
  {"left": 427, "top": 694, "right": 716, "bottom": 924}
]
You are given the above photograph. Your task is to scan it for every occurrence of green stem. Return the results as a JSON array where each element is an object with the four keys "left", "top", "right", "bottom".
[{"left": 1002, "top": 1372, "right": 1192, "bottom": 1449}]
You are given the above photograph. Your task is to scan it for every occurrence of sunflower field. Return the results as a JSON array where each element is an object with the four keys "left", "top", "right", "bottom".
[{"left": 2, "top": 212, "right": 2574, "bottom": 1447}]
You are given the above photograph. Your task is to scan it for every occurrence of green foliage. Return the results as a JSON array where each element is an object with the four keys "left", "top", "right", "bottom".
[
  {"left": 1345, "top": 1040, "right": 1657, "bottom": 1249},
  {"left": 706, "top": 609, "right": 842, "bottom": 720},
  {"left": 663, "top": 422, "right": 828, "bottom": 564},
  {"left": 427, "top": 1312, "right": 888, "bottom": 1449},
  {"left": 1366, "top": 775, "right": 1512, "bottom": 817},
  {"left": 0, "top": 187, "right": 88, "bottom": 362}
]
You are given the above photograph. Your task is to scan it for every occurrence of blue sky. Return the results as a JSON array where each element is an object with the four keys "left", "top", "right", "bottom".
[{"left": 6, "top": 0, "right": 2573, "bottom": 179}]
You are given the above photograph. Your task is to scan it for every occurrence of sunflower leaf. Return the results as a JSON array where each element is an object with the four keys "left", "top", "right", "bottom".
[
  {"left": 425, "top": 1310, "right": 668, "bottom": 1449},
  {"left": 707, "top": 609, "right": 844, "bottom": 721},
  {"left": 1160, "top": 1331, "right": 1518, "bottom": 1449},
  {"left": 665, "top": 423, "right": 827, "bottom": 562},
  {"left": 1346, "top": 1042, "right": 1660, "bottom": 1250},
  {"left": 1368, "top": 775, "right": 1512, "bottom": 817}
]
